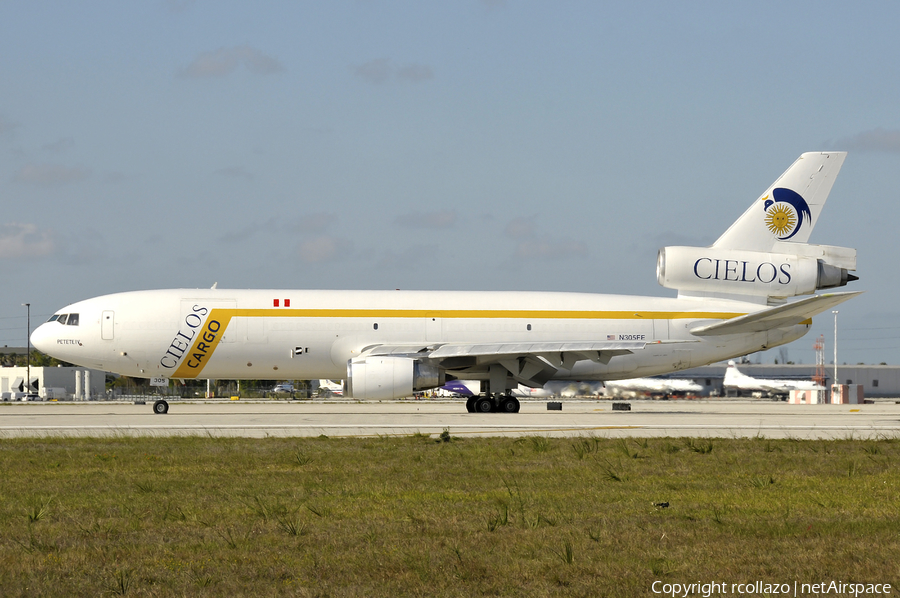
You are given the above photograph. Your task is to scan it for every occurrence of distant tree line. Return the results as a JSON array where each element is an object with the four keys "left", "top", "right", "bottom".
[{"left": 0, "top": 351, "right": 70, "bottom": 368}]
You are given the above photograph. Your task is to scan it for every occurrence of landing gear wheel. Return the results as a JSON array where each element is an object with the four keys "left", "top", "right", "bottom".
[
  {"left": 153, "top": 400, "right": 169, "bottom": 414},
  {"left": 475, "top": 397, "right": 494, "bottom": 413},
  {"left": 465, "top": 397, "right": 476, "bottom": 413},
  {"left": 499, "top": 396, "right": 520, "bottom": 413}
]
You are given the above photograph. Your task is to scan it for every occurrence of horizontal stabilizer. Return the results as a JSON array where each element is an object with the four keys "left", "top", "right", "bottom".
[
  {"left": 771, "top": 242, "right": 857, "bottom": 271},
  {"left": 689, "top": 291, "right": 863, "bottom": 336}
]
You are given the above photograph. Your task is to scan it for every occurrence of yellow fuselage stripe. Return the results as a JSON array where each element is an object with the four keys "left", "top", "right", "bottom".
[{"left": 205, "top": 308, "right": 744, "bottom": 320}]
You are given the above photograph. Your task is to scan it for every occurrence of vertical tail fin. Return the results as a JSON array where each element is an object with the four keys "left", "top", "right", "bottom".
[
  {"left": 657, "top": 151, "right": 857, "bottom": 302},
  {"left": 724, "top": 360, "right": 747, "bottom": 385},
  {"left": 714, "top": 152, "right": 846, "bottom": 251}
]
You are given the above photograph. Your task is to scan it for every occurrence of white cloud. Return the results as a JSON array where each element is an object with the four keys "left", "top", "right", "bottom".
[
  {"left": 395, "top": 210, "right": 456, "bottom": 229},
  {"left": 353, "top": 59, "right": 434, "bottom": 85},
  {"left": 512, "top": 238, "right": 588, "bottom": 261},
  {"left": 295, "top": 212, "right": 338, "bottom": 234},
  {"left": 833, "top": 128, "right": 900, "bottom": 154},
  {"left": 0, "top": 116, "right": 16, "bottom": 138},
  {"left": 12, "top": 163, "right": 90, "bottom": 186},
  {"left": 104, "top": 172, "right": 137, "bottom": 183},
  {"left": 41, "top": 137, "right": 75, "bottom": 154},
  {"left": 504, "top": 216, "right": 535, "bottom": 238},
  {"left": 59, "top": 230, "right": 106, "bottom": 266},
  {"left": 217, "top": 213, "right": 338, "bottom": 244},
  {"left": 354, "top": 58, "right": 392, "bottom": 85},
  {"left": 297, "top": 234, "right": 350, "bottom": 263},
  {"left": 178, "top": 46, "right": 284, "bottom": 79},
  {"left": 218, "top": 219, "right": 272, "bottom": 244},
  {"left": 651, "top": 231, "right": 712, "bottom": 250},
  {"left": 166, "top": 0, "right": 196, "bottom": 13},
  {"left": 503, "top": 215, "right": 588, "bottom": 261},
  {"left": 175, "top": 249, "right": 220, "bottom": 270},
  {"left": 397, "top": 64, "right": 434, "bottom": 83},
  {"left": 214, "top": 165, "right": 255, "bottom": 180},
  {"left": 376, "top": 243, "right": 436, "bottom": 270},
  {"left": 0, "top": 223, "right": 55, "bottom": 259}
]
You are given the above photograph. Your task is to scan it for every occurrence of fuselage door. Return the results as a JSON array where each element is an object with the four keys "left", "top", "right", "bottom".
[
  {"left": 426, "top": 315, "right": 442, "bottom": 343},
  {"left": 101, "top": 311, "right": 115, "bottom": 340},
  {"left": 652, "top": 318, "right": 669, "bottom": 341}
]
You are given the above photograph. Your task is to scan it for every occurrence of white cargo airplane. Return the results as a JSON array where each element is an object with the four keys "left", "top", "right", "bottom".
[
  {"left": 723, "top": 360, "right": 824, "bottom": 398},
  {"left": 31, "top": 152, "right": 861, "bottom": 415},
  {"left": 604, "top": 377, "right": 704, "bottom": 398},
  {"left": 316, "top": 379, "right": 343, "bottom": 397},
  {"left": 511, "top": 381, "right": 604, "bottom": 399}
]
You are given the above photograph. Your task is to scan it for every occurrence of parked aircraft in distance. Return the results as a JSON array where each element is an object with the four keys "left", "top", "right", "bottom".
[
  {"left": 604, "top": 377, "right": 703, "bottom": 398},
  {"left": 723, "top": 360, "right": 824, "bottom": 398},
  {"left": 511, "top": 381, "right": 604, "bottom": 399},
  {"left": 315, "top": 379, "right": 343, "bottom": 397},
  {"left": 511, "top": 377, "right": 702, "bottom": 398},
  {"left": 272, "top": 380, "right": 343, "bottom": 396},
  {"left": 31, "top": 152, "right": 860, "bottom": 415}
]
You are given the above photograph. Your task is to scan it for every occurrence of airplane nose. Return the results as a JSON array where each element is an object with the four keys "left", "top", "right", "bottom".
[{"left": 30, "top": 323, "right": 52, "bottom": 354}]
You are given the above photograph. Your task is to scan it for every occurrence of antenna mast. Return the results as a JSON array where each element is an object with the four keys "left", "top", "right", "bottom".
[{"left": 813, "top": 334, "right": 826, "bottom": 387}]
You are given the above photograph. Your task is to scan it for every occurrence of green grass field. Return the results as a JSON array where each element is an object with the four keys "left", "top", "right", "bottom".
[{"left": 0, "top": 433, "right": 897, "bottom": 597}]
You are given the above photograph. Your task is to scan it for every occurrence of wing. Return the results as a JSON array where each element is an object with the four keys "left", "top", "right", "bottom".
[
  {"left": 363, "top": 340, "right": 677, "bottom": 388},
  {"left": 757, "top": 382, "right": 786, "bottom": 393}
]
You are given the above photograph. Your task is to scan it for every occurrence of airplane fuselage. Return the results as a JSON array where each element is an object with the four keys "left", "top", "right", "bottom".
[{"left": 31, "top": 288, "right": 808, "bottom": 383}]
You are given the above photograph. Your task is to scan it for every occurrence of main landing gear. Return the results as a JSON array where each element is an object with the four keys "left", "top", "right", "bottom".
[{"left": 465, "top": 394, "right": 520, "bottom": 414}]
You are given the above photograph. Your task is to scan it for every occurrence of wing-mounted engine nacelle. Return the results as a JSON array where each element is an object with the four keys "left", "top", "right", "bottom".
[
  {"left": 657, "top": 245, "right": 858, "bottom": 299},
  {"left": 345, "top": 356, "right": 445, "bottom": 400}
]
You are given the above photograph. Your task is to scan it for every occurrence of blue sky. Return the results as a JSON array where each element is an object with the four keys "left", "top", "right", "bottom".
[{"left": 1, "top": 1, "right": 898, "bottom": 366}]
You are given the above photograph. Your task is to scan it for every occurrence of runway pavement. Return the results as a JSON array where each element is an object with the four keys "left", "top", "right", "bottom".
[{"left": 1, "top": 398, "right": 899, "bottom": 439}]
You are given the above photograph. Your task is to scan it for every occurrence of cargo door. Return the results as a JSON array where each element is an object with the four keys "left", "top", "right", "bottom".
[
  {"left": 652, "top": 319, "right": 669, "bottom": 341},
  {"left": 180, "top": 300, "right": 237, "bottom": 343},
  {"left": 426, "top": 315, "right": 442, "bottom": 343}
]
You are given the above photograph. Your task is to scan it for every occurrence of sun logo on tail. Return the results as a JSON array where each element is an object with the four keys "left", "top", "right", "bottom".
[
  {"left": 762, "top": 188, "right": 811, "bottom": 240},
  {"left": 764, "top": 203, "right": 797, "bottom": 237}
]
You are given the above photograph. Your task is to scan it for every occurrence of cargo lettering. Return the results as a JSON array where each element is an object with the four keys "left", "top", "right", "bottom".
[
  {"left": 160, "top": 305, "right": 209, "bottom": 369},
  {"left": 186, "top": 319, "right": 221, "bottom": 369}
]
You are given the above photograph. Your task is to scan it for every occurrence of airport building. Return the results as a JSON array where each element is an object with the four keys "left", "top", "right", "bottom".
[
  {"left": 0, "top": 365, "right": 106, "bottom": 400},
  {"left": 674, "top": 362, "right": 900, "bottom": 398}
]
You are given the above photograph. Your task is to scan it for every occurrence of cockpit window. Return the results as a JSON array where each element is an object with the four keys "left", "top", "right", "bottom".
[
  {"left": 47, "top": 315, "right": 59, "bottom": 322},
  {"left": 51, "top": 313, "right": 79, "bottom": 326}
]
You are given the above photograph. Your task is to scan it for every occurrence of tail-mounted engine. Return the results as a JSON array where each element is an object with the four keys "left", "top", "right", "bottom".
[
  {"left": 345, "top": 356, "right": 444, "bottom": 400},
  {"left": 657, "top": 244, "right": 857, "bottom": 299}
]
